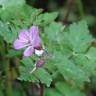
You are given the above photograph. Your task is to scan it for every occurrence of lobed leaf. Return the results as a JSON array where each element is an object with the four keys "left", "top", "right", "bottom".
[
  {"left": 64, "top": 20, "right": 92, "bottom": 53},
  {"left": 54, "top": 55, "right": 90, "bottom": 86}
]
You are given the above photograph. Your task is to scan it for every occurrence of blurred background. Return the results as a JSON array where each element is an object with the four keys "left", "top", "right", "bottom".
[{"left": 27, "top": 0, "right": 96, "bottom": 35}]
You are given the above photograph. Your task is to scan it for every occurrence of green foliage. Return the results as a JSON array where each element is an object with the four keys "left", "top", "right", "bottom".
[
  {"left": 44, "top": 22, "right": 65, "bottom": 42},
  {"left": 7, "top": 49, "right": 22, "bottom": 57},
  {"left": 64, "top": 20, "right": 92, "bottom": 53},
  {"left": 0, "top": 5, "right": 43, "bottom": 25},
  {"left": 0, "top": 1, "right": 58, "bottom": 43},
  {"left": 55, "top": 82, "right": 86, "bottom": 96},
  {"left": 0, "top": 91, "right": 4, "bottom": 96},
  {"left": 54, "top": 55, "right": 90, "bottom": 86},
  {"left": 18, "top": 20, "right": 96, "bottom": 95},
  {"left": 0, "top": 0, "right": 96, "bottom": 96},
  {"left": 0, "top": 21, "right": 17, "bottom": 43},
  {"left": 19, "top": 57, "right": 38, "bottom": 82},
  {"left": 44, "top": 88, "right": 61, "bottom": 96},
  {"left": 86, "top": 47, "right": 96, "bottom": 61},
  {"left": 34, "top": 68, "right": 52, "bottom": 87},
  {"left": 0, "top": 0, "right": 25, "bottom": 7},
  {"left": 33, "top": 12, "right": 58, "bottom": 26},
  {"left": 19, "top": 57, "right": 52, "bottom": 87}
]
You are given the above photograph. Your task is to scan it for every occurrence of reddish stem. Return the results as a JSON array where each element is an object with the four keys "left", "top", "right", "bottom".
[{"left": 63, "top": 0, "right": 76, "bottom": 24}]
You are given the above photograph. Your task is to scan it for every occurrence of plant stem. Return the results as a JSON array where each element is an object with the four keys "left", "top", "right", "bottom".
[
  {"left": 40, "top": 83, "right": 44, "bottom": 96},
  {"left": 76, "top": 0, "right": 84, "bottom": 19},
  {"left": 0, "top": 39, "right": 13, "bottom": 96},
  {"left": 63, "top": 0, "right": 76, "bottom": 24},
  {"left": 5, "top": 58, "right": 13, "bottom": 96}
]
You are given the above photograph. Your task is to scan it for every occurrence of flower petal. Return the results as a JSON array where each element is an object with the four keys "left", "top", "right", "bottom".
[
  {"left": 24, "top": 46, "right": 34, "bottom": 56},
  {"left": 29, "top": 26, "right": 39, "bottom": 38},
  {"left": 34, "top": 36, "right": 41, "bottom": 47},
  {"left": 19, "top": 29, "right": 29, "bottom": 42},
  {"left": 13, "top": 39, "right": 28, "bottom": 49}
]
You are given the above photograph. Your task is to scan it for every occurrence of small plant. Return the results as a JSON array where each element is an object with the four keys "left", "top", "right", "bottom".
[{"left": 0, "top": 0, "right": 96, "bottom": 96}]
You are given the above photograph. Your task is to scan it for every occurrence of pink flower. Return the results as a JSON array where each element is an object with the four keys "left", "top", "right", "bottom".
[{"left": 13, "top": 26, "right": 41, "bottom": 57}]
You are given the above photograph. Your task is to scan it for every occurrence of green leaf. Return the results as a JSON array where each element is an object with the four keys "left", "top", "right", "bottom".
[
  {"left": 34, "top": 12, "right": 58, "bottom": 26},
  {"left": 19, "top": 58, "right": 52, "bottom": 87},
  {"left": 45, "top": 88, "right": 61, "bottom": 96},
  {"left": 54, "top": 55, "right": 89, "bottom": 86},
  {"left": 55, "top": 82, "right": 86, "bottom": 96},
  {"left": 0, "top": 4, "right": 42, "bottom": 23},
  {"left": 0, "top": 21, "right": 17, "bottom": 43},
  {"left": 19, "top": 57, "right": 38, "bottom": 82},
  {"left": 44, "top": 59, "right": 56, "bottom": 73},
  {"left": 44, "top": 22, "right": 65, "bottom": 43},
  {"left": 7, "top": 49, "right": 22, "bottom": 57},
  {"left": 72, "top": 50, "right": 96, "bottom": 76},
  {"left": 0, "top": 0, "right": 25, "bottom": 8},
  {"left": 86, "top": 47, "right": 96, "bottom": 61},
  {"left": 34, "top": 68, "right": 52, "bottom": 87},
  {"left": 64, "top": 20, "right": 92, "bottom": 53}
]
